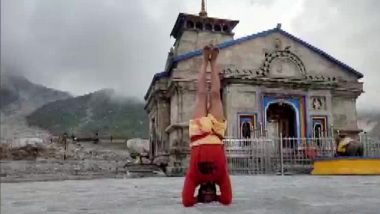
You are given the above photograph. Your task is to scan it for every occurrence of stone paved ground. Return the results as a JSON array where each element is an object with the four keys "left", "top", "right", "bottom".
[{"left": 1, "top": 176, "right": 380, "bottom": 214}]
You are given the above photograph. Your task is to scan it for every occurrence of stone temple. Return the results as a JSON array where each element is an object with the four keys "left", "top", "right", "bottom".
[{"left": 144, "top": 3, "right": 364, "bottom": 175}]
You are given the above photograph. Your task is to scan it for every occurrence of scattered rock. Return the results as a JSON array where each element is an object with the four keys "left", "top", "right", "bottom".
[{"left": 126, "top": 138, "right": 149, "bottom": 154}]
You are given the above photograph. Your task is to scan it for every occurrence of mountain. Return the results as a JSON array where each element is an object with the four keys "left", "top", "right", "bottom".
[
  {"left": 0, "top": 72, "right": 72, "bottom": 113},
  {"left": 26, "top": 89, "right": 149, "bottom": 139},
  {"left": 1, "top": 72, "right": 72, "bottom": 143},
  {"left": 0, "top": 88, "right": 19, "bottom": 109}
]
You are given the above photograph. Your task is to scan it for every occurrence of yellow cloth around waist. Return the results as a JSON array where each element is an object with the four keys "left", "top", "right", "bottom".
[{"left": 189, "top": 114, "right": 226, "bottom": 147}]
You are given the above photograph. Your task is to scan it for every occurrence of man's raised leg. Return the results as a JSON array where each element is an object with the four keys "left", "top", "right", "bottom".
[
  {"left": 209, "top": 47, "right": 224, "bottom": 121},
  {"left": 192, "top": 46, "right": 211, "bottom": 119}
]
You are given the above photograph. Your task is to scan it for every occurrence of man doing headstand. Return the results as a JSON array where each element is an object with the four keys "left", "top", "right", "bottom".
[{"left": 181, "top": 44, "right": 232, "bottom": 207}]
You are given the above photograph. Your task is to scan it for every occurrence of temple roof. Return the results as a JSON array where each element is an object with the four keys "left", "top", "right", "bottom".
[
  {"left": 145, "top": 26, "right": 364, "bottom": 100},
  {"left": 171, "top": 26, "right": 363, "bottom": 78},
  {"left": 170, "top": 13, "right": 239, "bottom": 39}
]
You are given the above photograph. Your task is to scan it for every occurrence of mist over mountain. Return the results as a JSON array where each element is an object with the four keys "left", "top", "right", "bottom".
[
  {"left": 1, "top": 72, "right": 72, "bottom": 112},
  {"left": 357, "top": 110, "right": 380, "bottom": 139},
  {"left": 26, "top": 88, "right": 149, "bottom": 139},
  {"left": 1, "top": 72, "right": 148, "bottom": 142}
]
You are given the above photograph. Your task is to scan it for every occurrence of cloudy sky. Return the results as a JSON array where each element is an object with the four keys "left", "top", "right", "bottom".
[{"left": 1, "top": 0, "right": 379, "bottom": 110}]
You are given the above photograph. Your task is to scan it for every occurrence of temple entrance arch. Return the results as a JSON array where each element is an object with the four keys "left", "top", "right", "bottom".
[{"left": 265, "top": 101, "right": 297, "bottom": 139}]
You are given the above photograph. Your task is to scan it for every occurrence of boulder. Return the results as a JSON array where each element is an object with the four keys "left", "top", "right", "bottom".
[
  {"left": 10, "top": 138, "right": 45, "bottom": 149},
  {"left": 126, "top": 138, "right": 149, "bottom": 154}
]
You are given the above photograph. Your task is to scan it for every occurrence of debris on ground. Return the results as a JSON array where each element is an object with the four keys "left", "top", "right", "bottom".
[{"left": 0, "top": 137, "right": 167, "bottom": 182}]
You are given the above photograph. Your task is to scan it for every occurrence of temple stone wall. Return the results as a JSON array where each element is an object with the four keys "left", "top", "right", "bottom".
[
  {"left": 157, "top": 100, "right": 170, "bottom": 153},
  {"left": 172, "top": 58, "right": 211, "bottom": 80},
  {"left": 168, "top": 129, "right": 178, "bottom": 149},
  {"left": 175, "top": 31, "right": 233, "bottom": 56},
  {"left": 147, "top": 105, "right": 157, "bottom": 157},
  {"left": 271, "top": 33, "right": 357, "bottom": 82},
  {"left": 181, "top": 91, "right": 196, "bottom": 123},
  {"left": 166, "top": 125, "right": 190, "bottom": 176},
  {"left": 224, "top": 84, "right": 258, "bottom": 137},
  {"left": 332, "top": 96, "right": 358, "bottom": 130},
  {"left": 170, "top": 92, "right": 179, "bottom": 124},
  {"left": 306, "top": 90, "right": 331, "bottom": 113},
  {"left": 166, "top": 88, "right": 196, "bottom": 175}
]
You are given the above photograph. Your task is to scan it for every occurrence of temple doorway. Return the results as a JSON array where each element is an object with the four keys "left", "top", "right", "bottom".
[{"left": 266, "top": 102, "right": 297, "bottom": 141}]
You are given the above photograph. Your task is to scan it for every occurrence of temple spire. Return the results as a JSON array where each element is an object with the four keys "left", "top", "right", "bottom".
[{"left": 199, "top": 0, "right": 207, "bottom": 17}]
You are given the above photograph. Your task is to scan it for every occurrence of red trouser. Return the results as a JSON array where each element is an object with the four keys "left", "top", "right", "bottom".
[{"left": 181, "top": 144, "right": 232, "bottom": 207}]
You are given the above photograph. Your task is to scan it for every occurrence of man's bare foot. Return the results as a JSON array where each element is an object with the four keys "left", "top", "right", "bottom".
[
  {"left": 203, "top": 45, "right": 212, "bottom": 62},
  {"left": 210, "top": 46, "right": 219, "bottom": 64}
]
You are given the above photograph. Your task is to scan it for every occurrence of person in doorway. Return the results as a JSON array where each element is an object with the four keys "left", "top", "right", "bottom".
[{"left": 181, "top": 44, "right": 232, "bottom": 207}]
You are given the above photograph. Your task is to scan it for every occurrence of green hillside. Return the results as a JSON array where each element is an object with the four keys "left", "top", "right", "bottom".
[{"left": 26, "top": 89, "right": 148, "bottom": 139}]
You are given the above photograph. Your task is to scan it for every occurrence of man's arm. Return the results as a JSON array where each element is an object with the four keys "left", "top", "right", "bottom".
[
  {"left": 182, "top": 175, "right": 198, "bottom": 207},
  {"left": 218, "top": 173, "right": 232, "bottom": 205}
]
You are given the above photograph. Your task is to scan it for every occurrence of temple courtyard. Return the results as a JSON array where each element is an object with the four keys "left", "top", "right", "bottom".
[{"left": 1, "top": 175, "right": 380, "bottom": 214}]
